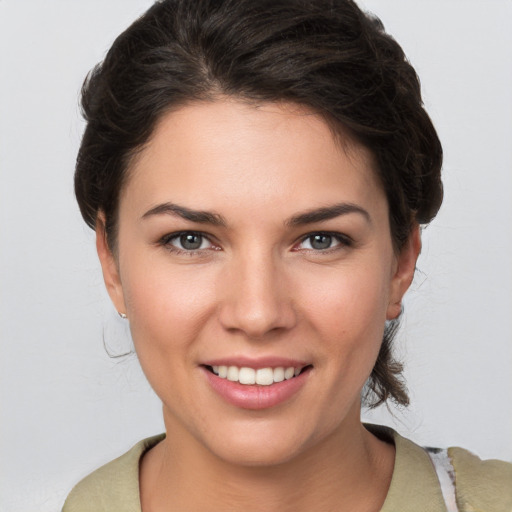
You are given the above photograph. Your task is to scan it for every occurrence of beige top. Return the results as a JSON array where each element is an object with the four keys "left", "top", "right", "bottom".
[{"left": 62, "top": 425, "right": 512, "bottom": 511}]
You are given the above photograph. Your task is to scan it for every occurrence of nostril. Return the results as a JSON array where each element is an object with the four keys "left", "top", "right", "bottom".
[{"left": 219, "top": 308, "right": 298, "bottom": 339}]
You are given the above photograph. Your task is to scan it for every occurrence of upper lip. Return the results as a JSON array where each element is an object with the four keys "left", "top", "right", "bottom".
[{"left": 201, "top": 356, "right": 311, "bottom": 369}]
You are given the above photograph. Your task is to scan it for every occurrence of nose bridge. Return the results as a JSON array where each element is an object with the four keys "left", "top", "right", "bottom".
[{"left": 219, "top": 245, "right": 295, "bottom": 338}]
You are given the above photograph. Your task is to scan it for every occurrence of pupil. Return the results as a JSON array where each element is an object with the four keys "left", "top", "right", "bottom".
[
  {"left": 180, "top": 233, "right": 202, "bottom": 250},
  {"left": 311, "top": 234, "right": 331, "bottom": 250}
]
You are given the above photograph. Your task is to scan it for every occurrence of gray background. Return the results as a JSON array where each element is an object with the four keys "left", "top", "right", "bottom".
[{"left": 1, "top": 1, "right": 511, "bottom": 510}]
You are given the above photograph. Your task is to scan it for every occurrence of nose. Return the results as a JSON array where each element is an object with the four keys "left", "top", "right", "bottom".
[{"left": 218, "top": 250, "right": 297, "bottom": 340}]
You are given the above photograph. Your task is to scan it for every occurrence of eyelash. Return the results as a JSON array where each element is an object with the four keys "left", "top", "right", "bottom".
[
  {"left": 158, "top": 231, "right": 219, "bottom": 256},
  {"left": 295, "top": 232, "right": 353, "bottom": 253},
  {"left": 157, "top": 231, "right": 353, "bottom": 256}
]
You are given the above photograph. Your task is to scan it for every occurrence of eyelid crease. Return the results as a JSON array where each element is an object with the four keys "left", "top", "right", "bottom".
[
  {"left": 293, "top": 231, "right": 354, "bottom": 252},
  {"left": 298, "top": 231, "right": 353, "bottom": 243},
  {"left": 158, "top": 230, "right": 221, "bottom": 255},
  {"left": 156, "top": 230, "right": 353, "bottom": 257}
]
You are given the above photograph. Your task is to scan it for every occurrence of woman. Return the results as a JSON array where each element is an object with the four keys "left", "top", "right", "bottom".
[{"left": 63, "top": 0, "right": 512, "bottom": 510}]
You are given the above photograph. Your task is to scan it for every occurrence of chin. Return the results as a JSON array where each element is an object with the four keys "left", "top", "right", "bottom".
[
  {"left": 195, "top": 413, "right": 330, "bottom": 468},
  {"left": 210, "top": 433, "right": 308, "bottom": 468}
]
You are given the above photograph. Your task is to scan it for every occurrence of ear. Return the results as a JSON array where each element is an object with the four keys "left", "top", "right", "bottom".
[
  {"left": 386, "top": 224, "right": 421, "bottom": 320},
  {"left": 96, "top": 213, "right": 127, "bottom": 316}
]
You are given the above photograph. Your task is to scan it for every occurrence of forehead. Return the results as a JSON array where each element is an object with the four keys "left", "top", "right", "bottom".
[{"left": 121, "top": 99, "right": 386, "bottom": 222}]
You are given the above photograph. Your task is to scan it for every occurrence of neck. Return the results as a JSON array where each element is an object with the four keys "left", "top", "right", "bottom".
[{"left": 140, "top": 407, "right": 394, "bottom": 512}]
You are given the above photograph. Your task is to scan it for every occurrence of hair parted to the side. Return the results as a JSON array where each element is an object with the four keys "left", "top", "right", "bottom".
[{"left": 75, "top": 0, "right": 443, "bottom": 407}]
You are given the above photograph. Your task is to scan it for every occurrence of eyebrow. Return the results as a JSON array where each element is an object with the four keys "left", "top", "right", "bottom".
[
  {"left": 141, "top": 201, "right": 370, "bottom": 227},
  {"left": 286, "top": 203, "right": 371, "bottom": 226},
  {"left": 141, "top": 202, "right": 227, "bottom": 226}
]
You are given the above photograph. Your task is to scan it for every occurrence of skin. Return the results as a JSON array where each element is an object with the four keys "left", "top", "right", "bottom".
[{"left": 97, "top": 99, "right": 421, "bottom": 511}]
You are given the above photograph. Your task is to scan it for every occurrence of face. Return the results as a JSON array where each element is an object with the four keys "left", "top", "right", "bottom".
[{"left": 98, "top": 99, "right": 419, "bottom": 466}]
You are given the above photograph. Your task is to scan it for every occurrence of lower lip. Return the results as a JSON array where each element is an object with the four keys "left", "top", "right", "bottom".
[{"left": 202, "top": 367, "right": 311, "bottom": 410}]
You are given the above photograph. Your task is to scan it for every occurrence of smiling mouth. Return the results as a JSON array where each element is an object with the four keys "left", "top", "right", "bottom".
[{"left": 204, "top": 365, "right": 312, "bottom": 386}]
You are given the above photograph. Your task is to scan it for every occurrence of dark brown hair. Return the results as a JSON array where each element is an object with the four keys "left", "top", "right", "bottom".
[{"left": 75, "top": 0, "right": 443, "bottom": 407}]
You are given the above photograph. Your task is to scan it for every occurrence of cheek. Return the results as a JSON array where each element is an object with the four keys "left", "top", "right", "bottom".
[
  {"left": 299, "top": 262, "right": 391, "bottom": 373},
  {"left": 118, "top": 259, "right": 222, "bottom": 407},
  {"left": 120, "top": 255, "right": 219, "bottom": 356},
  {"left": 301, "top": 263, "right": 391, "bottom": 334}
]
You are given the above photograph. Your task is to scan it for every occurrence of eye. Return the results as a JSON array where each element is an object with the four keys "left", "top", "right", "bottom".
[
  {"left": 297, "top": 232, "right": 351, "bottom": 251},
  {"left": 160, "top": 231, "right": 216, "bottom": 253},
  {"left": 176, "top": 233, "right": 208, "bottom": 250}
]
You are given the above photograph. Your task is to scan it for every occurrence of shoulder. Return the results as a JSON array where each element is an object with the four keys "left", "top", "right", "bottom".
[
  {"left": 449, "top": 446, "right": 512, "bottom": 511},
  {"left": 367, "top": 424, "right": 512, "bottom": 512},
  {"left": 62, "top": 434, "right": 165, "bottom": 512}
]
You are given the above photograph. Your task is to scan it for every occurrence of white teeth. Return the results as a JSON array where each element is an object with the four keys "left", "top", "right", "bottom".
[
  {"left": 256, "top": 368, "right": 274, "bottom": 386},
  {"left": 211, "top": 365, "right": 306, "bottom": 385},
  {"left": 227, "top": 366, "right": 239, "bottom": 382},
  {"left": 273, "top": 367, "right": 285, "bottom": 383},
  {"left": 284, "top": 367, "right": 295, "bottom": 380},
  {"left": 239, "top": 367, "right": 256, "bottom": 384}
]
